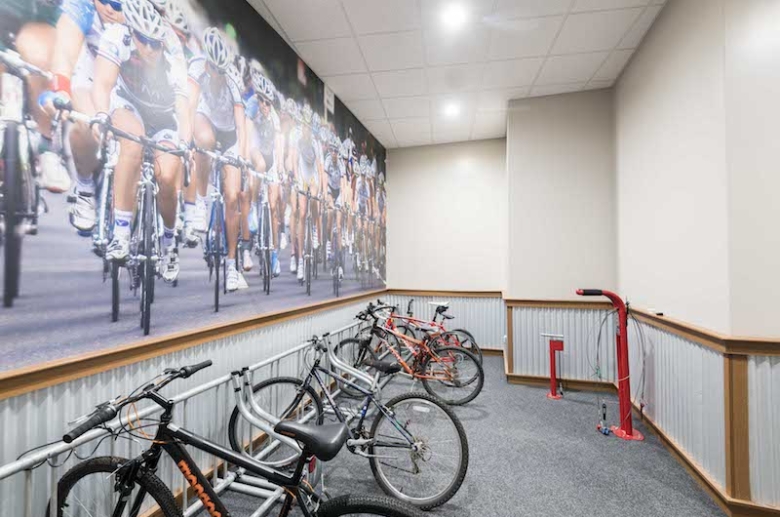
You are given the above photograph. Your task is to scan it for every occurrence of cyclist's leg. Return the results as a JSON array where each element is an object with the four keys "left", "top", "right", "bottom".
[
  {"left": 192, "top": 114, "right": 215, "bottom": 232},
  {"left": 239, "top": 172, "right": 254, "bottom": 271},
  {"left": 106, "top": 108, "right": 144, "bottom": 260},
  {"left": 68, "top": 85, "right": 101, "bottom": 231},
  {"left": 223, "top": 162, "right": 242, "bottom": 291},
  {"left": 154, "top": 137, "right": 183, "bottom": 282},
  {"left": 310, "top": 180, "right": 320, "bottom": 250}
]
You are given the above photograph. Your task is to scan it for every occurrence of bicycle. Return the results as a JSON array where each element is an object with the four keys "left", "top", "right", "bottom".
[
  {"left": 55, "top": 105, "right": 189, "bottom": 334},
  {"left": 252, "top": 169, "right": 277, "bottom": 295},
  {"left": 193, "top": 146, "right": 245, "bottom": 312},
  {"left": 49, "top": 361, "right": 425, "bottom": 517},
  {"left": 329, "top": 202, "right": 348, "bottom": 298},
  {"left": 341, "top": 303, "right": 484, "bottom": 406},
  {"left": 296, "top": 186, "right": 322, "bottom": 296},
  {"left": 228, "top": 333, "right": 469, "bottom": 510},
  {"left": 0, "top": 49, "right": 50, "bottom": 308}
]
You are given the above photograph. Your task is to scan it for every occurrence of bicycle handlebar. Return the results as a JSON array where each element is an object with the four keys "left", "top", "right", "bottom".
[
  {"left": 576, "top": 289, "right": 603, "bottom": 296},
  {"left": 61, "top": 361, "right": 212, "bottom": 443},
  {"left": 0, "top": 49, "right": 51, "bottom": 80}
]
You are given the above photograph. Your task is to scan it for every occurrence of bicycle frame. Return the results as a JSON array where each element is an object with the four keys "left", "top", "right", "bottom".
[{"left": 111, "top": 392, "right": 317, "bottom": 517}]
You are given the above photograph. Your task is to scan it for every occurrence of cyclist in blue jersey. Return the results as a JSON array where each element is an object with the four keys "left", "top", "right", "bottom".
[
  {"left": 92, "top": 0, "right": 191, "bottom": 282},
  {"left": 188, "top": 28, "right": 247, "bottom": 292}
]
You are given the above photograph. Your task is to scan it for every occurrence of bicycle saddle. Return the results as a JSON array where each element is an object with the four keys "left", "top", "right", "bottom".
[
  {"left": 274, "top": 421, "right": 348, "bottom": 462},
  {"left": 442, "top": 314, "right": 454, "bottom": 320},
  {"left": 363, "top": 358, "right": 402, "bottom": 375}
]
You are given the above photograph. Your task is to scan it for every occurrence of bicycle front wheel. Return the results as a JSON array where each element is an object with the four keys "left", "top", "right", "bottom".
[
  {"left": 368, "top": 392, "right": 468, "bottom": 510},
  {"left": 140, "top": 186, "right": 155, "bottom": 335},
  {"left": 47, "top": 456, "right": 181, "bottom": 517},
  {"left": 420, "top": 346, "right": 484, "bottom": 405},
  {"left": 316, "top": 494, "right": 425, "bottom": 517},
  {"left": 3, "top": 121, "right": 22, "bottom": 308}
]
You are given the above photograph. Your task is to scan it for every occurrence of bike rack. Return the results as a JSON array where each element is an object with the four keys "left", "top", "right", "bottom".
[
  {"left": 541, "top": 333, "right": 564, "bottom": 400},
  {"left": 576, "top": 289, "right": 644, "bottom": 441}
]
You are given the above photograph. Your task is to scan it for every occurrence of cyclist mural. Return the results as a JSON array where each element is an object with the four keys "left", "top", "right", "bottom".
[{"left": 0, "top": 0, "right": 388, "bottom": 370}]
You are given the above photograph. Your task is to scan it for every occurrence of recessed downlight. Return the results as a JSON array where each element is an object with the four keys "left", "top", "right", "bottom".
[
  {"left": 441, "top": 3, "right": 468, "bottom": 31},
  {"left": 444, "top": 102, "right": 461, "bottom": 118}
]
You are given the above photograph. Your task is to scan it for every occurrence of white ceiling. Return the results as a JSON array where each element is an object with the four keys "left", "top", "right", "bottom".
[{"left": 245, "top": 0, "right": 666, "bottom": 148}]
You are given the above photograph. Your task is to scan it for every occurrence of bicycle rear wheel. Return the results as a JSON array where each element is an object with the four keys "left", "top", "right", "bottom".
[
  {"left": 111, "top": 261, "right": 120, "bottom": 322},
  {"left": 212, "top": 203, "right": 223, "bottom": 312},
  {"left": 334, "top": 338, "right": 375, "bottom": 397},
  {"left": 47, "top": 456, "right": 181, "bottom": 517},
  {"left": 368, "top": 392, "right": 468, "bottom": 510},
  {"left": 140, "top": 186, "right": 155, "bottom": 335},
  {"left": 3, "top": 122, "right": 22, "bottom": 307},
  {"left": 442, "top": 329, "right": 483, "bottom": 364},
  {"left": 262, "top": 203, "right": 271, "bottom": 294},
  {"left": 316, "top": 494, "right": 426, "bottom": 517},
  {"left": 420, "top": 346, "right": 484, "bottom": 405},
  {"left": 228, "top": 377, "right": 324, "bottom": 468}
]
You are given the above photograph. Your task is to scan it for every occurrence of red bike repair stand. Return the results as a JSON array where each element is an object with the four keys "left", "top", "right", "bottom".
[
  {"left": 542, "top": 333, "right": 564, "bottom": 400},
  {"left": 576, "top": 289, "right": 644, "bottom": 441}
]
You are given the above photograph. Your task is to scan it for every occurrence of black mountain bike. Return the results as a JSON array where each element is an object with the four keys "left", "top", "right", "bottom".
[
  {"left": 49, "top": 361, "right": 425, "bottom": 517},
  {"left": 228, "top": 334, "right": 469, "bottom": 510},
  {"left": 0, "top": 49, "right": 49, "bottom": 307}
]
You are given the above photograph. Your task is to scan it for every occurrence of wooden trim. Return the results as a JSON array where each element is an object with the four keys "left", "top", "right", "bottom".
[
  {"left": 724, "top": 355, "right": 751, "bottom": 500},
  {"left": 0, "top": 289, "right": 386, "bottom": 401},
  {"left": 632, "top": 309, "right": 780, "bottom": 356},
  {"left": 506, "top": 373, "right": 618, "bottom": 393},
  {"left": 481, "top": 348, "right": 504, "bottom": 357},
  {"left": 505, "top": 299, "right": 612, "bottom": 310},
  {"left": 387, "top": 289, "right": 502, "bottom": 298},
  {"left": 505, "top": 306, "right": 514, "bottom": 374}
]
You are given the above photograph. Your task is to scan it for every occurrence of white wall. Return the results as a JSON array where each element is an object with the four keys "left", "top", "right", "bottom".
[
  {"left": 506, "top": 90, "right": 616, "bottom": 300},
  {"left": 724, "top": 0, "right": 780, "bottom": 336},
  {"left": 615, "top": 0, "right": 732, "bottom": 333},
  {"left": 386, "top": 139, "right": 507, "bottom": 291}
]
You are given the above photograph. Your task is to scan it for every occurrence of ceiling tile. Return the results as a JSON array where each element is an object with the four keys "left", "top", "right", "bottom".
[
  {"left": 572, "top": 0, "right": 650, "bottom": 11},
  {"left": 536, "top": 52, "right": 609, "bottom": 85},
  {"left": 618, "top": 5, "right": 663, "bottom": 49},
  {"left": 363, "top": 119, "right": 398, "bottom": 147},
  {"left": 372, "top": 69, "right": 428, "bottom": 97},
  {"left": 487, "top": 16, "right": 564, "bottom": 60},
  {"left": 482, "top": 57, "right": 544, "bottom": 88},
  {"left": 593, "top": 49, "right": 634, "bottom": 81},
  {"left": 420, "top": 0, "right": 496, "bottom": 29},
  {"left": 433, "top": 128, "right": 474, "bottom": 144},
  {"left": 342, "top": 0, "right": 421, "bottom": 35},
  {"left": 472, "top": 110, "right": 507, "bottom": 139},
  {"left": 426, "top": 64, "right": 485, "bottom": 94},
  {"left": 324, "top": 74, "right": 378, "bottom": 101},
  {"left": 551, "top": 8, "right": 643, "bottom": 54},
  {"left": 264, "top": 0, "right": 351, "bottom": 41},
  {"left": 476, "top": 87, "right": 529, "bottom": 111},
  {"left": 391, "top": 117, "right": 432, "bottom": 147},
  {"left": 359, "top": 31, "right": 425, "bottom": 71},
  {"left": 492, "top": 0, "right": 572, "bottom": 20},
  {"left": 584, "top": 79, "right": 614, "bottom": 90},
  {"left": 431, "top": 93, "right": 477, "bottom": 124},
  {"left": 382, "top": 96, "right": 432, "bottom": 119},
  {"left": 424, "top": 26, "right": 491, "bottom": 66},
  {"left": 345, "top": 99, "right": 387, "bottom": 121},
  {"left": 530, "top": 83, "right": 585, "bottom": 97},
  {"left": 296, "top": 38, "right": 366, "bottom": 76}
]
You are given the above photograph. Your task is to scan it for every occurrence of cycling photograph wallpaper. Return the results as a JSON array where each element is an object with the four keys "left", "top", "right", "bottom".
[{"left": 0, "top": 0, "right": 388, "bottom": 371}]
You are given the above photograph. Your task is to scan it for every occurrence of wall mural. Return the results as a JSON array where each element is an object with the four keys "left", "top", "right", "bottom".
[{"left": 0, "top": 0, "right": 387, "bottom": 371}]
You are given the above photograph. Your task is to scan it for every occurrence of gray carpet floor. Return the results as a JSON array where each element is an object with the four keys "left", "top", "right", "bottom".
[{"left": 218, "top": 356, "right": 725, "bottom": 516}]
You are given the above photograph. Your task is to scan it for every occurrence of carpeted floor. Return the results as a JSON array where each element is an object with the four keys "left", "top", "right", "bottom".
[{"left": 218, "top": 356, "right": 725, "bottom": 516}]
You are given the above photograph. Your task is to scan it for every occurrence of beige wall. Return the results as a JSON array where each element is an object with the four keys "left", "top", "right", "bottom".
[
  {"left": 724, "top": 0, "right": 780, "bottom": 336},
  {"left": 506, "top": 90, "right": 617, "bottom": 300},
  {"left": 386, "top": 139, "right": 507, "bottom": 291},
  {"left": 615, "top": 0, "right": 732, "bottom": 333}
]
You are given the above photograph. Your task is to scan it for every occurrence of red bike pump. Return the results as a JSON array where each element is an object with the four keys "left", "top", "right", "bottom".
[{"left": 576, "top": 289, "right": 644, "bottom": 442}]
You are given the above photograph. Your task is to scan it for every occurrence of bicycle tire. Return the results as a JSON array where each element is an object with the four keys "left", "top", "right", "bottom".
[
  {"left": 3, "top": 122, "right": 21, "bottom": 307},
  {"left": 334, "top": 338, "right": 375, "bottom": 398},
  {"left": 262, "top": 203, "right": 271, "bottom": 294},
  {"left": 442, "top": 329, "right": 483, "bottom": 364},
  {"left": 228, "top": 376, "right": 324, "bottom": 468},
  {"left": 305, "top": 217, "right": 312, "bottom": 296},
  {"left": 47, "top": 456, "right": 182, "bottom": 517},
  {"left": 316, "top": 494, "right": 426, "bottom": 517},
  {"left": 213, "top": 202, "right": 223, "bottom": 312},
  {"left": 111, "top": 261, "right": 120, "bottom": 322},
  {"left": 368, "top": 391, "right": 468, "bottom": 510},
  {"left": 420, "top": 346, "right": 484, "bottom": 406},
  {"left": 141, "top": 185, "right": 154, "bottom": 336}
]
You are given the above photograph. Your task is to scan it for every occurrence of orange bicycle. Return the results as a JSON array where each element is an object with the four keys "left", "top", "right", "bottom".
[{"left": 338, "top": 303, "right": 484, "bottom": 405}]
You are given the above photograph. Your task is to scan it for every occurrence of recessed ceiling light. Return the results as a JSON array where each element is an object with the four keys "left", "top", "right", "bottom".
[
  {"left": 444, "top": 102, "right": 461, "bottom": 118},
  {"left": 441, "top": 3, "right": 468, "bottom": 31}
]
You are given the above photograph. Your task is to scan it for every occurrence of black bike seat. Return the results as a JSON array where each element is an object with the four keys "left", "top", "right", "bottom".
[
  {"left": 274, "top": 421, "right": 347, "bottom": 462},
  {"left": 442, "top": 314, "right": 454, "bottom": 320},
  {"left": 363, "top": 358, "right": 402, "bottom": 375}
]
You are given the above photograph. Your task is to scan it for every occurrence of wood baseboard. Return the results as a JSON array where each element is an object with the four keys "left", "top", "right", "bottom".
[
  {"left": 506, "top": 373, "right": 618, "bottom": 393},
  {"left": 481, "top": 348, "right": 504, "bottom": 357}
]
